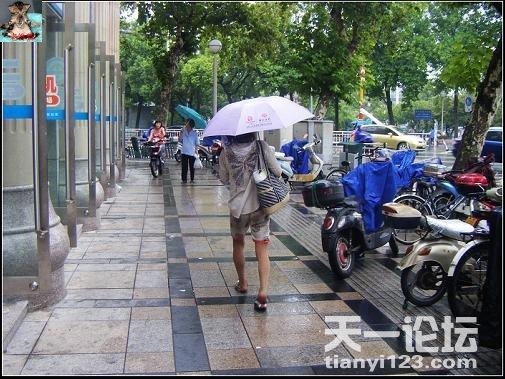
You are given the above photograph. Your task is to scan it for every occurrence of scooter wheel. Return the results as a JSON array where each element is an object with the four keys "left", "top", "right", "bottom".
[
  {"left": 400, "top": 261, "right": 447, "bottom": 307},
  {"left": 327, "top": 233, "right": 355, "bottom": 279},
  {"left": 150, "top": 159, "right": 159, "bottom": 177},
  {"left": 175, "top": 151, "right": 182, "bottom": 163}
]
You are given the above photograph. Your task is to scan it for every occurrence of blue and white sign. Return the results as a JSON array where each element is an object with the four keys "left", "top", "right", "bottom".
[
  {"left": 414, "top": 109, "right": 432, "bottom": 120},
  {"left": 464, "top": 96, "right": 472, "bottom": 113}
]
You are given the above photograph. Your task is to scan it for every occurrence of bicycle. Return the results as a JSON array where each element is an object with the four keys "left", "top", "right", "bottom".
[
  {"left": 446, "top": 207, "right": 499, "bottom": 327},
  {"left": 325, "top": 145, "right": 384, "bottom": 182},
  {"left": 392, "top": 178, "right": 496, "bottom": 245}
]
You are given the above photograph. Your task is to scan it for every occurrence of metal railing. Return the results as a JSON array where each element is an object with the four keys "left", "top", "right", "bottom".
[
  {"left": 124, "top": 128, "right": 432, "bottom": 159},
  {"left": 125, "top": 128, "right": 206, "bottom": 143}
]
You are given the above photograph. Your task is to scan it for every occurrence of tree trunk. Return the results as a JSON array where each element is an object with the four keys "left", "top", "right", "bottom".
[
  {"left": 159, "top": 79, "right": 174, "bottom": 125},
  {"left": 135, "top": 101, "right": 142, "bottom": 129},
  {"left": 385, "top": 86, "right": 394, "bottom": 125},
  {"left": 452, "top": 87, "right": 459, "bottom": 134},
  {"left": 158, "top": 35, "right": 185, "bottom": 124},
  {"left": 334, "top": 95, "right": 339, "bottom": 130},
  {"left": 314, "top": 89, "right": 332, "bottom": 120},
  {"left": 453, "top": 36, "right": 502, "bottom": 170}
]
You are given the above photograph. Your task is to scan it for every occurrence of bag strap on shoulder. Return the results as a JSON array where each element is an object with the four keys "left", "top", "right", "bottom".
[{"left": 256, "top": 140, "right": 268, "bottom": 174}]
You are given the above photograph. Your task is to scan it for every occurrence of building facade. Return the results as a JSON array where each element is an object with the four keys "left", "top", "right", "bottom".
[{"left": 2, "top": 1, "right": 124, "bottom": 310}]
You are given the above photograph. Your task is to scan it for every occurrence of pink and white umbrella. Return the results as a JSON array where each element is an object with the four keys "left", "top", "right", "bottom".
[{"left": 202, "top": 96, "right": 314, "bottom": 137}]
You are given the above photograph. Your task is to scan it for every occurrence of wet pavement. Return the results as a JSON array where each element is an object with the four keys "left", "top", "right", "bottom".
[{"left": 2, "top": 158, "right": 502, "bottom": 375}]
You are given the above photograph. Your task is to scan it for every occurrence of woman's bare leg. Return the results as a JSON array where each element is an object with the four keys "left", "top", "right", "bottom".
[
  {"left": 254, "top": 239, "right": 270, "bottom": 301},
  {"left": 232, "top": 235, "right": 247, "bottom": 290}
]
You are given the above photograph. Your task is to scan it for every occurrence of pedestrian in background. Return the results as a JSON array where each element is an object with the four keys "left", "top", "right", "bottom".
[
  {"left": 428, "top": 128, "right": 435, "bottom": 147},
  {"left": 180, "top": 118, "right": 199, "bottom": 184},
  {"left": 218, "top": 132, "right": 282, "bottom": 312}
]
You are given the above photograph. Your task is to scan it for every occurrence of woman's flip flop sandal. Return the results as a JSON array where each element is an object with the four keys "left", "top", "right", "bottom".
[
  {"left": 254, "top": 297, "right": 267, "bottom": 312},
  {"left": 234, "top": 281, "right": 247, "bottom": 294}
]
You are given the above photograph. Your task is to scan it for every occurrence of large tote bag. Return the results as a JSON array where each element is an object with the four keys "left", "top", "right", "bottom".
[{"left": 253, "top": 141, "right": 290, "bottom": 215}]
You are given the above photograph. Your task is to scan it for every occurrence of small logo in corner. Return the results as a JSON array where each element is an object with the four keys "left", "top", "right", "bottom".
[{"left": 1, "top": 1, "right": 43, "bottom": 43}]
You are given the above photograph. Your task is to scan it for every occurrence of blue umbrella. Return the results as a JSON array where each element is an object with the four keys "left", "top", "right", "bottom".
[{"left": 174, "top": 105, "right": 207, "bottom": 129}]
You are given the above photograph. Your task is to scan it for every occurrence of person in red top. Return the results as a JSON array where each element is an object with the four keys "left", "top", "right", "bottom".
[{"left": 148, "top": 120, "right": 166, "bottom": 145}]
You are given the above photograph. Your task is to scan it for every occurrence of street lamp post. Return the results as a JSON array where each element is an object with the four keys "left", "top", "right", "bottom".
[{"left": 209, "top": 39, "right": 222, "bottom": 115}]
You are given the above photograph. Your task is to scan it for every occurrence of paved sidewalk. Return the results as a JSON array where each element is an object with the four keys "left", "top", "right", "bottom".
[{"left": 2, "top": 159, "right": 502, "bottom": 375}]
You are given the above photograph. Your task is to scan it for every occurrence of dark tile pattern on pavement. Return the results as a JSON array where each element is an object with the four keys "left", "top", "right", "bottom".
[{"left": 2, "top": 159, "right": 501, "bottom": 375}]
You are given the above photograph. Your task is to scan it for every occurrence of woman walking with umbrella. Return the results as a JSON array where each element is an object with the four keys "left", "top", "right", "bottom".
[
  {"left": 219, "top": 132, "right": 282, "bottom": 312},
  {"left": 180, "top": 118, "right": 200, "bottom": 184},
  {"left": 206, "top": 96, "right": 314, "bottom": 311}
]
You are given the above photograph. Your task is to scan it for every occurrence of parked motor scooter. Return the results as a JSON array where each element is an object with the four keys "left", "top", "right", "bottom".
[
  {"left": 446, "top": 188, "right": 501, "bottom": 325},
  {"left": 197, "top": 136, "right": 223, "bottom": 168},
  {"left": 398, "top": 217, "right": 473, "bottom": 309},
  {"left": 197, "top": 144, "right": 213, "bottom": 166},
  {"left": 210, "top": 139, "right": 223, "bottom": 164},
  {"left": 398, "top": 186, "right": 501, "bottom": 310},
  {"left": 174, "top": 141, "right": 182, "bottom": 163},
  {"left": 274, "top": 150, "right": 294, "bottom": 181},
  {"left": 303, "top": 155, "right": 423, "bottom": 279},
  {"left": 277, "top": 135, "right": 326, "bottom": 188}
]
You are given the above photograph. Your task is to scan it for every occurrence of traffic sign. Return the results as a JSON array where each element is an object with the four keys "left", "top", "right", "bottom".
[
  {"left": 414, "top": 109, "right": 432, "bottom": 120},
  {"left": 465, "top": 96, "right": 472, "bottom": 112}
]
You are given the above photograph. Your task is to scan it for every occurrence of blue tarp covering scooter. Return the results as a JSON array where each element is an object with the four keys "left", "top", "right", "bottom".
[
  {"left": 281, "top": 138, "right": 310, "bottom": 174},
  {"left": 342, "top": 159, "right": 399, "bottom": 233},
  {"left": 201, "top": 135, "right": 219, "bottom": 146},
  {"left": 390, "top": 149, "right": 424, "bottom": 189},
  {"left": 351, "top": 121, "right": 374, "bottom": 143}
]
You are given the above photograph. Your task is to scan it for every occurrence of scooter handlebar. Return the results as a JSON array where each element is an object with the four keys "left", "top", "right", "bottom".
[{"left": 303, "top": 139, "right": 321, "bottom": 150}]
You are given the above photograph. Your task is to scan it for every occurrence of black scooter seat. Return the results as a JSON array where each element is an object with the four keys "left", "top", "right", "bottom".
[{"left": 343, "top": 198, "right": 359, "bottom": 208}]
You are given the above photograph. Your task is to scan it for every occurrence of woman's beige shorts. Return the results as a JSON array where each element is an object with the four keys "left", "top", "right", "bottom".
[{"left": 230, "top": 209, "right": 270, "bottom": 242}]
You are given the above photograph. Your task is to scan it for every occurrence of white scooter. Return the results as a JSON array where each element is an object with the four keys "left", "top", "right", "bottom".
[
  {"left": 398, "top": 216, "right": 474, "bottom": 309},
  {"left": 274, "top": 135, "right": 325, "bottom": 188},
  {"left": 398, "top": 186, "right": 502, "bottom": 310}
]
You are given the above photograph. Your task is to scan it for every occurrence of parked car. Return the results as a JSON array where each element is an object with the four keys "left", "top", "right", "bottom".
[
  {"left": 360, "top": 124, "right": 426, "bottom": 150},
  {"left": 452, "top": 126, "right": 502, "bottom": 163}
]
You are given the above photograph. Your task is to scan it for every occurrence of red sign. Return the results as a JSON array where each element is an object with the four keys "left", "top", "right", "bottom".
[{"left": 45, "top": 75, "right": 60, "bottom": 106}]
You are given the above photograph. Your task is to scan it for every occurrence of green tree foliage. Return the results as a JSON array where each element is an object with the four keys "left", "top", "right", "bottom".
[
  {"left": 132, "top": 1, "right": 251, "bottom": 121},
  {"left": 285, "top": 2, "right": 388, "bottom": 121},
  {"left": 368, "top": 2, "right": 434, "bottom": 124},
  {"left": 119, "top": 19, "right": 161, "bottom": 128},
  {"left": 172, "top": 54, "right": 213, "bottom": 123},
  {"left": 203, "top": 2, "right": 296, "bottom": 104},
  {"left": 428, "top": 2, "right": 501, "bottom": 130},
  {"left": 119, "top": 1, "right": 501, "bottom": 163}
]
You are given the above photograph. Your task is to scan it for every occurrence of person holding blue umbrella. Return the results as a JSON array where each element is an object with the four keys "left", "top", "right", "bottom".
[
  {"left": 180, "top": 118, "right": 200, "bottom": 184},
  {"left": 175, "top": 104, "right": 207, "bottom": 130}
]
